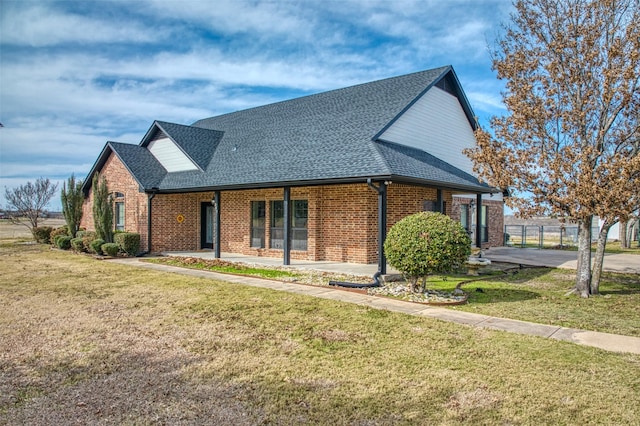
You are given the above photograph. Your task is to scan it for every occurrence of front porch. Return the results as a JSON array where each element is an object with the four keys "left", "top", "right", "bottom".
[{"left": 161, "top": 250, "right": 401, "bottom": 277}]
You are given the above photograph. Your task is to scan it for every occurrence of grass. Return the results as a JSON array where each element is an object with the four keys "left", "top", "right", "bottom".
[
  {"left": 146, "top": 255, "right": 373, "bottom": 285},
  {"left": 1, "top": 242, "right": 639, "bottom": 425},
  {"left": 147, "top": 256, "right": 304, "bottom": 280},
  {"left": 151, "top": 255, "right": 640, "bottom": 337},
  {"left": 419, "top": 267, "right": 640, "bottom": 337}
]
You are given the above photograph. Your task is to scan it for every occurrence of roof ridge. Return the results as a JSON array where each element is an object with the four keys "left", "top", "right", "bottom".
[{"left": 192, "top": 66, "right": 451, "bottom": 126}]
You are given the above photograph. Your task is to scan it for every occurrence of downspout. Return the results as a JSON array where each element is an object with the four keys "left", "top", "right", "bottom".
[
  {"left": 367, "top": 178, "right": 387, "bottom": 278},
  {"left": 328, "top": 179, "right": 388, "bottom": 288}
]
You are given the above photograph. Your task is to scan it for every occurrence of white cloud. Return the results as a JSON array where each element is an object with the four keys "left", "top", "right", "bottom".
[
  {"left": 0, "top": 3, "right": 159, "bottom": 47},
  {"left": 0, "top": 0, "right": 513, "bottom": 211},
  {"left": 142, "top": 0, "right": 315, "bottom": 41}
]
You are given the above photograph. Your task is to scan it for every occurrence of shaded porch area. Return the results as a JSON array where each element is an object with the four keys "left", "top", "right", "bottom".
[{"left": 161, "top": 250, "right": 401, "bottom": 277}]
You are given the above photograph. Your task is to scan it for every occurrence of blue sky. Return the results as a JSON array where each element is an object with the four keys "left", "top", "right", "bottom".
[{"left": 0, "top": 0, "right": 512, "bottom": 211}]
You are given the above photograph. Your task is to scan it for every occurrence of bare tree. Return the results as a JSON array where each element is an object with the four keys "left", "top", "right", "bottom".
[
  {"left": 466, "top": 0, "right": 640, "bottom": 297},
  {"left": 4, "top": 178, "right": 59, "bottom": 237}
]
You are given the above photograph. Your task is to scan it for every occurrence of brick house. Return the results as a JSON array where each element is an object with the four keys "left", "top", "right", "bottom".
[{"left": 81, "top": 65, "right": 503, "bottom": 272}]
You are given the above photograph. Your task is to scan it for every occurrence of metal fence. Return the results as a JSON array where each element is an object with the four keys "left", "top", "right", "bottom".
[{"left": 504, "top": 225, "right": 600, "bottom": 249}]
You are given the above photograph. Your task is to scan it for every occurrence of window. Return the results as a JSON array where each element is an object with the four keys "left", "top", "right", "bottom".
[
  {"left": 461, "top": 203, "right": 488, "bottom": 243},
  {"left": 292, "top": 200, "right": 308, "bottom": 251},
  {"left": 250, "top": 201, "right": 265, "bottom": 248},
  {"left": 269, "top": 199, "right": 308, "bottom": 251},
  {"left": 480, "top": 205, "right": 489, "bottom": 243},
  {"left": 270, "top": 200, "right": 285, "bottom": 249},
  {"left": 460, "top": 204, "right": 470, "bottom": 233},
  {"left": 115, "top": 201, "right": 125, "bottom": 231}
]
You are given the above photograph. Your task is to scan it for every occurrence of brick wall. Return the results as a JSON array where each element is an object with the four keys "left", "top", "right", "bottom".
[
  {"left": 80, "top": 154, "right": 149, "bottom": 250},
  {"left": 450, "top": 197, "right": 504, "bottom": 248}
]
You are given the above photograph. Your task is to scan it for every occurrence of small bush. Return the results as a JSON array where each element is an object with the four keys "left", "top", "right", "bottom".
[
  {"left": 82, "top": 231, "right": 97, "bottom": 253},
  {"left": 115, "top": 232, "right": 140, "bottom": 256},
  {"left": 33, "top": 226, "right": 53, "bottom": 244},
  {"left": 55, "top": 235, "right": 72, "bottom": 250},
  {"left": 101, "top": 243, "right": 119, "bottom": 257},
  {"left": 71, "top": 237, "right": 85, "bottom": 252},
  {"left": 76, "top": 230, "right": 86, "bottom": 238},
  {"left": 90, "top": 238, "right": 105, "bottom": 255},
  {"left": 50, "top": 226, "right": 70, "bottom": 243},
  {"left": 384, "top": 211, "right": 471, "bottom": 292}
]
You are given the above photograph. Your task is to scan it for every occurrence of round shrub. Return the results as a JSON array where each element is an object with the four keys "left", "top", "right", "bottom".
[
  {"left": 101, "top": 243, "right": 120, "bottom": 257},
  {"left": 33, "top": 226, "right": 53, "bottom": 244},
  {"left": 50, "top": 226, "right": 70, "bottom": 244},
  {"left": 90, "top": 238, "right": 105, "bottom": 255},
  {"left": 114, "top": 232, "right": 140, "bottom": 256},
  {"left": 81, "top": 231, "right": 97, "bottom": 252},
  {"left": 71, "top": 237, "right": 85, "bottom": 252},
  {"left": 55, "top": 235, "right": 72, "bottom": 250},
  {"left": 383, "top": 211, "right": 471, "bottom": 292}
]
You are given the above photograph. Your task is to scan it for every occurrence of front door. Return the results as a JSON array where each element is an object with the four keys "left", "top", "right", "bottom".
[{"left": 201, "top": 202, "right": 214, "bottom": 249}]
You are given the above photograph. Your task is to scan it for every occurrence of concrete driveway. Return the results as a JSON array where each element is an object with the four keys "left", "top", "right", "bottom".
[{"left": 484, "top": 247, "right": 640, "bottom": 274}]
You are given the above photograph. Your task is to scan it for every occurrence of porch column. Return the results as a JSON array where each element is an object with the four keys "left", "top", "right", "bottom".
[
  {"left": 283, "top": 186, "right": 291, "bottom": 265},
  {"left": 475, "top": 193, "right": 482, "bottom": 248},
  {"left": 214, "top": 190, "right": 221, "bottom": 258},
  {"left": 379, "top": 183, "right": 387, "bottom": 275}
]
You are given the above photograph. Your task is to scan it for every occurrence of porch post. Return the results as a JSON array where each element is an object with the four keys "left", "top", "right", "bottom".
[
  {"left": 214, "top": 190, "right": 221, "bottom": 258},
  {"left": 475, "top": 193, "right": 482, "bottom": 248},
  {"left": 379, "top": 183, "right": 387, "bottom": 275},
  {"left": 436, "top": 188, "right": 444, "bottom": 213},
  {"left": 283, "top": 186, "right": 291, "bottom": 265}
]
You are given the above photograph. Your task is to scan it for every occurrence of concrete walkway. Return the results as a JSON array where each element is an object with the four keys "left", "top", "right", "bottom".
[
  {"left": 163, "top": 247, "right": 640, "bottom": 276},
  {"left": 110, "top": 257, "right": 640, "bottom": 355},
  {"left": 484, "top": 246, "right": 640, "bottom": 274}
]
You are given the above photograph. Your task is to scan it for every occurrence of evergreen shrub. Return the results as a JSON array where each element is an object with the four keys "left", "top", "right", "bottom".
[
  {"left": 383, "top": 211, "right": 471, "bottom": 292},
  {"left": 33, "top": 226, "right": 53, "bottom": 244},
  {"left": 50, "top": 226, "right": 70, "bottom": 244},
  {"left": 115, "top": 232, "right": 140, "bottom": 256},
  {"left": 90, "top": 238, "right": 105, "bottom": 255},
  {"left": 55, "top": 235, "right": 72, "bottom": 250},
  {"left": 81, "top": 231, "right": 97, "bottom": 252},
  {"left": 101, "top": 243, "right": 119, "bottom": 257},
  {"left": 71, "top": 237, "right": 85, "bottom": 252}
]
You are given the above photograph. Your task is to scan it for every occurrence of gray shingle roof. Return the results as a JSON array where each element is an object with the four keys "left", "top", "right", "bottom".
[
  {"left": 374, "top": 140, "right": 491, "bottom": 191},
  {"left": 109, "top": 142, "right": 166, "bottom": 189},
  {"left": 85, "top": 65, "right": 493, "bottom": 194},
  {"left": 81, "top": 142, "right": 166, "bottom": 195}
]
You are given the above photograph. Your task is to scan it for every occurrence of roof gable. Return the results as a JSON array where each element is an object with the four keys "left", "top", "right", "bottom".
[
  {"left": 376, "top": 85, "right": 477, "bottom": 174},
  {"left": 81, "top": 141, "right": 167, "bottom": 195},
  {"left": 141, "top": 121, "right": 224, "bottom": 171}
]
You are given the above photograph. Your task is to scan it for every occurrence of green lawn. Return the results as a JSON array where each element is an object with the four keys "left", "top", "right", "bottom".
[
  {"left": 1, "top": 243, "right": 639, "bottom": 424},
  {"left": 150, "top": 255, "right": 640, "bottom": 337},
  {"left": 423, "top": 267, "right": 640, "bottom": 336}
]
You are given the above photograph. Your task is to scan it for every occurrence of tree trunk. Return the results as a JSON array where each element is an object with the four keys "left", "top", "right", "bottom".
[
  {"left": 620, "top": 220, "right": 629, "bottom": 249},
  {"left": 591, "top": 222, "right": 612, "bottom": 295},
  {"left": 574, "top": 217, "right": 592, "bottom": 298}
]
